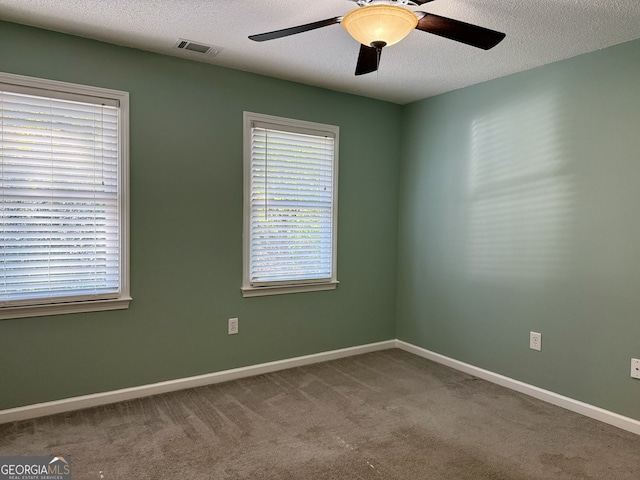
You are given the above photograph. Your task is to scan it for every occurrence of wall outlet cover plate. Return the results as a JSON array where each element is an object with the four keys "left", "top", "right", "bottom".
[
  {"left": 228, "top": 317, "right": 239, "bottom": 335},
  {"left": 530, "top": 331, "right": 541, "bottom": 351}
]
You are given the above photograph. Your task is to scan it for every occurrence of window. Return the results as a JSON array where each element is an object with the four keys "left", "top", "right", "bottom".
[
  {"left": 0, "top": 72, "right": 130, "bottom": 319},
  {"left": 242, "top": 112, "right": 339, "bottom": 297}
]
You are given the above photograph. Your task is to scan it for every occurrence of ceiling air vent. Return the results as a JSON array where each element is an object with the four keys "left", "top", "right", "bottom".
[{"left": 174, "top": 39, "right": 223, "bottom": 57}]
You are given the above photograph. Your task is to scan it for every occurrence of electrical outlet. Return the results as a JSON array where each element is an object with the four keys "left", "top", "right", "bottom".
[
  {"left": 530, "top": 331, "right": 541, "bottom": 351},
  {"left": 631, "top": 359, "right": 640, "bottom": 379},
  {"left": 228, "top": 317, "right": 238, "bottom": 335}
]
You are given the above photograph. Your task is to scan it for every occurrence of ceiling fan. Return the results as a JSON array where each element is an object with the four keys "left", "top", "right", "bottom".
[{"left": 249, "top": 0, "right": 506, "bottom": 76}]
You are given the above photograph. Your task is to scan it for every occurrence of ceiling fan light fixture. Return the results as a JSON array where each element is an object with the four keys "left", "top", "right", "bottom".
[{"left": 342, "top": 4, "right": 418, "bottom": 48}]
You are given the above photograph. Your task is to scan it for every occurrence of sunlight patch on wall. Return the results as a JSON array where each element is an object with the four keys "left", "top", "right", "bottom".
[{"left": 467, "top": 92, "right": 574, "bottom": 282}]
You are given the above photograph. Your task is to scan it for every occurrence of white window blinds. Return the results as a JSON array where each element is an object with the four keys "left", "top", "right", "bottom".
[
  {"left": 0, "top": 88, "right": 121, "bottom": 306},
  {"left": 248, "top": 120, "right": 336, "bottom": 287}
]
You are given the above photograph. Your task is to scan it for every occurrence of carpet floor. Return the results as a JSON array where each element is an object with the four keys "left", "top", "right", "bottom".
[{"left": 1, "top": 349, "right": 639, "bottom": 479}]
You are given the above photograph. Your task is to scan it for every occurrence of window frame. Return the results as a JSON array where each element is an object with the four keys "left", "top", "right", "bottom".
[
  {"left": 0, "top": 71, "right": 130, "bottom": 320},
  {"left": 242, "top": 112, "right": 339, "bottom": 298}
]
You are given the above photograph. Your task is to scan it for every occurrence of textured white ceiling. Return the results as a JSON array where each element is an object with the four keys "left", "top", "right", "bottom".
[{"left": 0, "top": 0, "right": 639, "bottom": 104}]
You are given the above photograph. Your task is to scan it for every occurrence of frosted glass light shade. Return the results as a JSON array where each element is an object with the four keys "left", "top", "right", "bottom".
[{"left": 342, "top": 5, "right": 418, "bottom": 47}]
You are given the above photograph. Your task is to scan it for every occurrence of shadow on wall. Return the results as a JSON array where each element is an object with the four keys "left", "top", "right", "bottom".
[{"left": 466, "top": 89, "right": 575, "bottom": 282}]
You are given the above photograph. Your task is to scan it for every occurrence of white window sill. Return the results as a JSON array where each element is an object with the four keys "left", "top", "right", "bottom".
[
  {"left": 0, "top": 297, "right": 133, "bottom": 321},
  {"left": 242, "top": 281, "right": 339, "bottom": 298}
]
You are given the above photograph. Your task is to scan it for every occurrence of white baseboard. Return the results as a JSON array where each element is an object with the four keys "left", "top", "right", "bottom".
[
  {"left": 3, "top": 338, "right": 639, "bottom": 436},
  {"left": 0, "top": 340, "right": 396, "bottom": 425},
  {"left": 396, "top": 340, "right": 640, "bottom": 436}
]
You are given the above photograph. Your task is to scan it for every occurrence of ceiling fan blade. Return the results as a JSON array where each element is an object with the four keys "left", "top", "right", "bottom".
[
  {"left": 249, "top": 17, "right": 341, "bottom": 42},
  {"left": 355, "top": 44, "right": 380, "bottom": 76},
  {"left": 415, "top": 13, "right": 506, "bottom": 50}
]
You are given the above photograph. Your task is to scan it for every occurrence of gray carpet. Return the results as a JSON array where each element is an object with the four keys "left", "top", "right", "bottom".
[{"left": 1, "top": 349, "right": 639, "bottom": 479}]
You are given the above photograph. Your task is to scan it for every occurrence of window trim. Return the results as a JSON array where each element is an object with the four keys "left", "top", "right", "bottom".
[
  {"left": 0, "top": 72, "right": 131, "bottom": 320},
  {"left": 242, "top": 112, "right": 339, "bottom": 298}
]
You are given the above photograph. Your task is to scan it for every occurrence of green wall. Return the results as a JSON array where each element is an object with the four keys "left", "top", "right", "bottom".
[
  {"left": 2, "top": 19, "right": 640, "bottom": 424},
  {"left": 0, "top": 21, "right": 401, "bottom": 409},
  {"left": 397, "top": 39, "right": 640, "bottom": 420}
]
